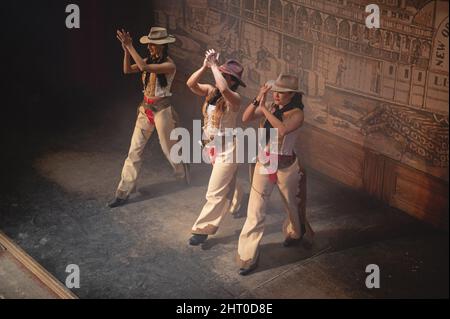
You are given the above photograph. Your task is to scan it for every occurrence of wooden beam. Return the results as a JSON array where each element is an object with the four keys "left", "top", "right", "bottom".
[{"left": 0, "top": 231, "right": 78, "bottom": 299}]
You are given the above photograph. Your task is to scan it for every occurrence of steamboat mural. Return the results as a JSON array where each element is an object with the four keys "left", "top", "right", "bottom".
[{"left": 153, "top": 0, "right": 449, "bottom": 180}]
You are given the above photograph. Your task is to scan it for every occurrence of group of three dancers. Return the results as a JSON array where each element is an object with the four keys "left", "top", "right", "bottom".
[{"left": 112, "top": 27, "right": 314, "bottom": 275}]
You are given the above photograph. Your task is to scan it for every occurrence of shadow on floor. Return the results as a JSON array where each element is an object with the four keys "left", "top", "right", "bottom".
[
  {"left": 130, "top": 180, "right": 190, "bottom": 203},
  {"left": 238, "top": 218, "right": 437, "bottom": 275}
]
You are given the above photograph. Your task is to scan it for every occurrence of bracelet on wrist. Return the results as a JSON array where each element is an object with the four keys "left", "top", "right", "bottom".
[{"left": 252, "top": 98, "right": 260, "bottom": 107}]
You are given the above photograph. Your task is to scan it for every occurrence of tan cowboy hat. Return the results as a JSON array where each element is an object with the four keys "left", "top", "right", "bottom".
[
  {"left": 140, "top": 27, "right": 176, "bottom": 45},
  {"left": 266, "top": 74, "right": 303, "bottom": 93}
]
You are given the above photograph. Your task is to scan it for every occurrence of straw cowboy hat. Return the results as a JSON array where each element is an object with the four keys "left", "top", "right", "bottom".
[
  {"left": 140, "top": 27, "right": 176, "bottom": 45},
  {"left": 219, "top": 59, "right": 247, "bottom": 88},
  {"left": 267, "top": 74, "right": 303, "bottom": 94}
]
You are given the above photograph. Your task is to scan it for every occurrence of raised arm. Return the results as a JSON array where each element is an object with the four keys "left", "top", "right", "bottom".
[
  {"left": 117, "top": 29, "right": 175, "bottom": 74},
  {"left": 186, "top": 53, "right": 215, "bottom": 97},
  {"left": 210, "top": 64, "right": 241, "bottom": 112},
  {"left": 122, "top": 49, "right": 141, "bottom": 74},
  {"left": 242, "top": 84, "right": 271, "bottom": 123},
  {"left": 117, "top": 31, "right": 140, "bottom": 74},
  {"left": 207, "top": 50, "right": 241, "bottom": 112}
]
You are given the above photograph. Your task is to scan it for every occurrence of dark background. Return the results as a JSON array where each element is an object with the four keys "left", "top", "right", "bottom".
[{"left": 1, "top": 0, "right": 157, "bottom": 190}]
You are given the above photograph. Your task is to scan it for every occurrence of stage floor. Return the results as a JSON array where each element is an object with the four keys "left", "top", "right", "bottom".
[{"left": 0, "top": 115, "right": 448, "bottom": 299}]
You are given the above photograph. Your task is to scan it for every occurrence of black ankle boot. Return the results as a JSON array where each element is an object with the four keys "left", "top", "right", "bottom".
[
  {"left": 283, "top": 224, "right": 308, "bottom": 247},
  {"left": 283, "top": 236, "right": 302, "bottom": 247},
  {"left": 107, "top": 197, "right": 129, "bottom": 208},
  {"left": 239, "top": 263, "right": 258, "bottom": 276},
  {"left": 239, "top": 254, "right": 259, "bottom": 276},
  {"left": 189, "top": 234, "right": 208, "bottom": 246}
]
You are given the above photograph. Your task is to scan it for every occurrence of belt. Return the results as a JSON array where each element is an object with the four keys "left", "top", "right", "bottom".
[
  {"left": 139, "top": 97, "right": 171, "bottom": 126},
  {"left": 257, "top": 153, "right": 296, "bottom": 170},
  {"left": 277, "top": 154, "right": 296, "bottom": 170},
  {"left": 144, "top": 96, "right": 156, "bottom": 105},
  {"left": 141, "top": 96, "right": 171, "bottom": 113}
]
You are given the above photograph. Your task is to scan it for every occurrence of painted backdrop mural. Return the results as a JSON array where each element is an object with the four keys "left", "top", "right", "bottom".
[{"left": 153, "top": 0, "right": 449, "bottom": 181}]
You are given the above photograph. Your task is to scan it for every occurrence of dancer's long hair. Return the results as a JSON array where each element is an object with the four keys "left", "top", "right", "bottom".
[
  {"left": 144, "top": 44, "right": 169, "bottom": 88},
  {"left": 286, "top": 93, "right": 304, "bottom": 110},
  {"left": 203, "top": 78, "right": 240, "bottom": 126}
]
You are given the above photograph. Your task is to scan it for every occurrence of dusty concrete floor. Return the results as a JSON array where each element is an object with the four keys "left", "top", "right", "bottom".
[{"left": 0, "top": 96, "right": 448, "bottom": 299}]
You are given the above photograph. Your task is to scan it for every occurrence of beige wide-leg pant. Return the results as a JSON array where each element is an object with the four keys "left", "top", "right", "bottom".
[
  {"left": 237, "top": 159, "right": 314, "bottom": 269},
  {"left": 191, "top": 141, "right": 244, "bottom": 235},
  {"left": 116, "top": 105, "right": 185, "bottom": 199}
]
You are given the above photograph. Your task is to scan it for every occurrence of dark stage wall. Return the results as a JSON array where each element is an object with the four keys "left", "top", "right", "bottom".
[{"left": 1, "top": 1, "right": 156, "bottom": 189}]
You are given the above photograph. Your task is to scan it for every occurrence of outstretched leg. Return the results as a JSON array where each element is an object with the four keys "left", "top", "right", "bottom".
[
  {"left": 115, "top": 108, "right": 155, "bottom": 201},
  {"left": 154, "top": 106, "right": 186, "bottom": 180},
  {"left": 237, "top": 163, "right": 276, "bottom": 270},
  {"left": 278, "top": 159, "right": 314, "bottom": 247},
  {"left": 191, "top": 162, "right": 239, "bottom": 236}
]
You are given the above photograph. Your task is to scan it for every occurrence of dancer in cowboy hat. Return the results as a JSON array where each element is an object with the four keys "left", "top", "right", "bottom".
[
  {"left": 237, "top": 74, "right": 315, "bottom": 275},
  {"left": 109, "top": 27, "right": 189, "bottom": 208},
  {"left": 186, "top": 49, "right": 245, "bottom": 246}
]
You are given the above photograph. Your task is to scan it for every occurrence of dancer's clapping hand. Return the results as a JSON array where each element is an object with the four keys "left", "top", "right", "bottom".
[
  {"left": 117, "top": 29, "right": 133, "bottom": 48},
  {"left": 257, "top": 83, "right": 272, "bottom": 112},
  {"left": 258, "top": 83, "right": 272, "bottom": 101},
  {"left": 203, "top": 49, "right": 220, "bottom": 68}
]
